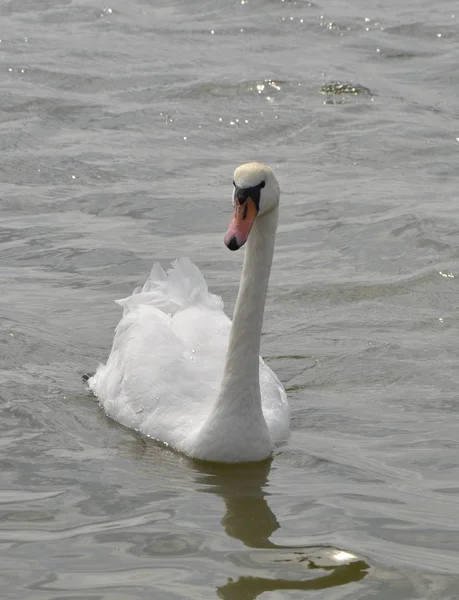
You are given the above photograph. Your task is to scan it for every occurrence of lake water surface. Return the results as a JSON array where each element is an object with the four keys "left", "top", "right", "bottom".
[{"left": 1, "top": 0, "right": 459, "bottom": 598}]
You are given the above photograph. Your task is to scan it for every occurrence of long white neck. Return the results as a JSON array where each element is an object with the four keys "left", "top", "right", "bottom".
[
  {"left": 189, "top": 207, "right": 278, "bottom": 462},
  {"left": 218, "top": 206, "right": 278, "bottom": 409}
]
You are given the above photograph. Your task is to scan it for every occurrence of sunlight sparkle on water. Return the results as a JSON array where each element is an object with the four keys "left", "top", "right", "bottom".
[{"left": 334, "top": 551, "right": 357, "bottom": 562}]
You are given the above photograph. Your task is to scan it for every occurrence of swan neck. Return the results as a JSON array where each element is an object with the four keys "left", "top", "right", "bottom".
[{"left": 219, "top": 207, "right": 278, "bottom": 407}]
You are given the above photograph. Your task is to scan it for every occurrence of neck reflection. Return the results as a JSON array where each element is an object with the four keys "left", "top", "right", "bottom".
[
  {"left": 192, "top": 459, "right": 369, "bottom": 600},
  {"left": 194, "top": 459, "right": 278, "bottom": 548}
]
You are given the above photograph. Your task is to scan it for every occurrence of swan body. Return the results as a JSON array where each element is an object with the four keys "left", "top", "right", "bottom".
[{"left": 89, "top": 163, "right": 290, "bottom": 462}]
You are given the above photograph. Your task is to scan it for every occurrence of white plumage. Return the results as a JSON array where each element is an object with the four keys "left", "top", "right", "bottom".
[{"left": 89, "top": 163, "right": 290, "bottom": 463}]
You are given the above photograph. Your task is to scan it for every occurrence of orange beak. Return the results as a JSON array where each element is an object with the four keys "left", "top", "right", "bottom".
[{"left": 224, "top": 198, "right": 258, "bottom": 251}]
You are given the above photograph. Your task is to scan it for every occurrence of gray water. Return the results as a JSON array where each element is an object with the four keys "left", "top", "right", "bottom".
[{"left": 1, "top": 0, "right": 459, "bottom": 597}]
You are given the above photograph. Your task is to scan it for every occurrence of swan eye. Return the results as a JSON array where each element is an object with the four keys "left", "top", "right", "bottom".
[{"left": 260, "top": 180, "right": 265, "bottom": 189}]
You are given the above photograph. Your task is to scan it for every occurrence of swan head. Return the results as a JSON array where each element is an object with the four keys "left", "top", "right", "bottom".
[{"left": 224, "top": 162, "right": 280, "bottom": 251}]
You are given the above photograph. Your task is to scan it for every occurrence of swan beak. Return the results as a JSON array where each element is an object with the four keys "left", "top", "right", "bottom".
[{"left": 224, "top": 198, "right": 258, "bottom": 251}]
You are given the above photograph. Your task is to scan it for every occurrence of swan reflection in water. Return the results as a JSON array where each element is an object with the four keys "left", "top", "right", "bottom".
[{"left": 192, "top": 459, "right": 370, "bottom": 600}]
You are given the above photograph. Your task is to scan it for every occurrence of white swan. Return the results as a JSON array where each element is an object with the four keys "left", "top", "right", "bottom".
[{"left": 89, "top": 162, "right": 290, "bottom": 462}]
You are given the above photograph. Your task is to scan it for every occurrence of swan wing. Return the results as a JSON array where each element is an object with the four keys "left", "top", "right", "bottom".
[
  {"left": 260, "top": 358, "right": 290, "bottom": 443},
  {"left": 89, "top": 259, "right": 230, "bottom": 449}
]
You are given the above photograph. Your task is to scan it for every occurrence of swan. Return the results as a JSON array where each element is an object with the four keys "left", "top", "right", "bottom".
[{"left": 88, "top": 162, "right": 290, "bottom": 462}]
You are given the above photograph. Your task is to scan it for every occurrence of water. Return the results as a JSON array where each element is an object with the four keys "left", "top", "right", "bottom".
[{"left": 1, "top": 0, "right": 459, "bottom": 597}]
